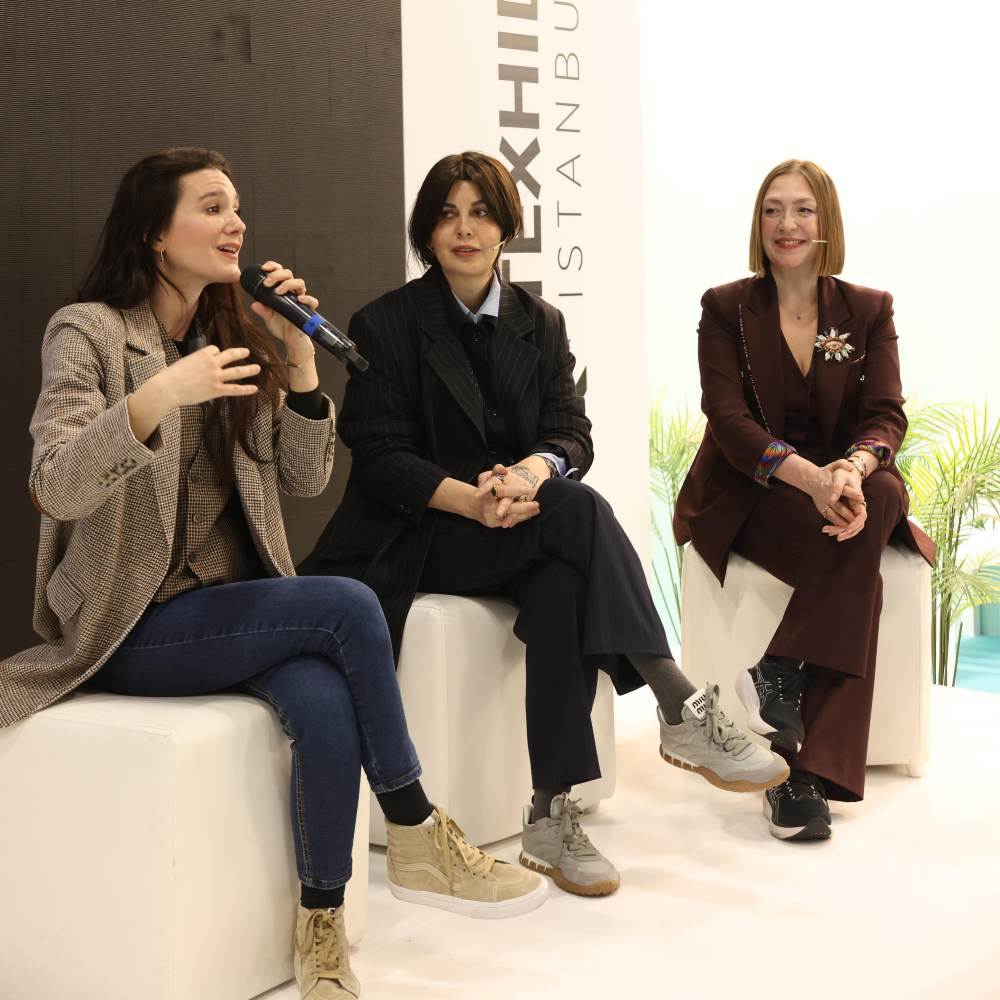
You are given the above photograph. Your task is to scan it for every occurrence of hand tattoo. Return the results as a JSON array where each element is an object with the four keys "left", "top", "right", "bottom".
[{"left": 509, "top": 465, "right": 539, "bottom": 488}]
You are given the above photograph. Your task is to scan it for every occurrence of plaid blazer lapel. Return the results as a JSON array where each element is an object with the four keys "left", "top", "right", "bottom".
[{"left": 122, "top": 301, "right": 180, "bottom": 545}]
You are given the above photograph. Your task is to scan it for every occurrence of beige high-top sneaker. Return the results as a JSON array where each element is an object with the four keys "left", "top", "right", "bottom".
[
  {"left": 385, "top": 805, "right": 548, "bottom": 919},
  {"left": 293, "top": 904, "right": 361, "bottom": 999}
]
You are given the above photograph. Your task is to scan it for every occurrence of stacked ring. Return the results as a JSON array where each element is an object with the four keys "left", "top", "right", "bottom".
[{"left": 490, "top": 477, "right": 504, "bottom": 500}]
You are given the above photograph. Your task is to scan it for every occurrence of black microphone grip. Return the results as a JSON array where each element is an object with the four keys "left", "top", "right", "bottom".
[{"left": 240, "top": 265, "right": 369, "bottom": 373}]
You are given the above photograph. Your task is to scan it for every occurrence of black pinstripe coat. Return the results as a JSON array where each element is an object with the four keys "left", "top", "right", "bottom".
[{"left": 299, "top": 266, "right": 594, "bottom": 659}]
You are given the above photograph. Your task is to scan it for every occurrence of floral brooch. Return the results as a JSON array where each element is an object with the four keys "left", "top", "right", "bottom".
[{"left": 814, "top": 327, "right": 855, "bottom": 362}]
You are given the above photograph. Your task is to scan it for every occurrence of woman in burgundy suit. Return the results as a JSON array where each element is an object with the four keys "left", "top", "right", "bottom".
[{"left": 674, "top": 159, "right": 933, "bottom": 842}]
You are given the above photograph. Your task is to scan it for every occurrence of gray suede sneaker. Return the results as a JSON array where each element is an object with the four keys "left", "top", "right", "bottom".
[
  {"left": 518, "top": 793, "right": 620, "bottom": 897},
  {"left": 658, "top": 684, "right": 790, "bottom": 793}
]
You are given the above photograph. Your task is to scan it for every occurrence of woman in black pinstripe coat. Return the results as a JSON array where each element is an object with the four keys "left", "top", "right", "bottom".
[{"left": 301, "top": 152, "right": 787, "bottom": 897}]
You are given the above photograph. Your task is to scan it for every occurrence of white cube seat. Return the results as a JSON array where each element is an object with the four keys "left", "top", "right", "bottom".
[
  {"left": 679, "top": 542, "right": 931, "bottom": 776},
  {"left": 369, "top": 593, "right": 617, "bottom": 847},
  {"left": 0, "top": 691, "right": 369, "bottom": 1000}
]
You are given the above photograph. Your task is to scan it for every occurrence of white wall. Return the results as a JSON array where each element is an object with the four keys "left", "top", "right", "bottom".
[
  {"left": 400, "top": 0, "right": 650, "bottom": 562},
  {"left": 641, "top": 0, "right": 1000, "bottom": 412}
]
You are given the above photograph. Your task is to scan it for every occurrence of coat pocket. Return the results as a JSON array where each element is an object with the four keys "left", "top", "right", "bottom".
[{"left": 45, "top": 563, "right": 86, "bottom": 622}]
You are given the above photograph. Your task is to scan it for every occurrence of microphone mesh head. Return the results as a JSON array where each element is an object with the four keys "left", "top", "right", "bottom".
[{"left": 239, "top": 265, "right": 267, "bottom": 297}]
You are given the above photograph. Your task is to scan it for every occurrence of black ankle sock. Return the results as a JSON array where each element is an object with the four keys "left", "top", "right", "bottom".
[
  {"left": 530, "top": 787, "right": 570, "bottom": 824},
  {"left": 301, "top": 883, "right": 345, "bottom": 910},
  {"left": 377, "top": 779, "right": 433, "bottom": 826}
]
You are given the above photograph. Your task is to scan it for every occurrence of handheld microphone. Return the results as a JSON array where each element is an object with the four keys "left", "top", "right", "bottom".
[{"left": 240, "top": 265, "right": 369, "bottom": 373}]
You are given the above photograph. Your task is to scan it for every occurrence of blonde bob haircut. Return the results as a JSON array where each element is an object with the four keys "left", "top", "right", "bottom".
[{"left": 749, "top": 160, "right": 845, "bottom": 277}]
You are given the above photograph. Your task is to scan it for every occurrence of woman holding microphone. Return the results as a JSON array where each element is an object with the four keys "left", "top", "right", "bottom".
[
  {"left": 674, "top": 159, "right": 934, "bottom": 842},
  {"left": 0, "top": 148, "right": 544, "bottom": 1000}
]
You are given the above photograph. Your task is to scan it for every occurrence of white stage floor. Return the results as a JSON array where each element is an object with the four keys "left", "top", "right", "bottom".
[{"left": 260, "top": 685, "right": 999, "bottom": 1000}]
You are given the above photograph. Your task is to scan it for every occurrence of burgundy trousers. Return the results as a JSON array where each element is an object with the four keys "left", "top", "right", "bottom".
[{"left": 730, "top": 470, "right": 906, "bottom": 801}]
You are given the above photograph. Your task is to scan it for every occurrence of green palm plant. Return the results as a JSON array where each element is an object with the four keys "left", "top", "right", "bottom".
[
  {"left": 896, "top": 402, "right": 1000, "bottom": 685},
  {"left": 648, "top": 399, "right": 705, "bottom": 650}
]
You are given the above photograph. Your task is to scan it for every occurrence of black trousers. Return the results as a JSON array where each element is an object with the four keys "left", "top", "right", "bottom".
[{"left": 418, "top": 477, "right": 671, "bottom": 788}]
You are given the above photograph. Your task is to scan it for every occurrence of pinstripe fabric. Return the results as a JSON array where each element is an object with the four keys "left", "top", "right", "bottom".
[
  {"left": 0, "top": 300, "right": 335, "bottom": 728},
  {"left": 299, "top": 267, "right": 593, "bottom": 659}
]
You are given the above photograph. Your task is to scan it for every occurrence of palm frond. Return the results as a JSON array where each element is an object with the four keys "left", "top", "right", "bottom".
[
  {"left": 648, "top": 398, "right": 705, "bottom": 653},
  {"left": 899, "top": 401, "right": 1000, "bottom": 682}
]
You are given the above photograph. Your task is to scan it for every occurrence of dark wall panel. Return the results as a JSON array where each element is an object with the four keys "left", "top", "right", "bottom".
[{"left": 0, "top": 0, "right": 404, "bottom": 657}]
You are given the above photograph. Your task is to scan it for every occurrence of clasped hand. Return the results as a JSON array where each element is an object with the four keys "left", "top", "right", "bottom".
[
  {"left": 471, "top": 463, "right": 542, "bottom": 528},
  {"left": 807, "top": 459, "right": 867, "bottom": 541}
]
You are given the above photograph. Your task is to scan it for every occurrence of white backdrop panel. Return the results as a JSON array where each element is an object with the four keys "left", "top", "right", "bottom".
[{"left": 401, "top": 0, "right": 650, "bottom": 565}]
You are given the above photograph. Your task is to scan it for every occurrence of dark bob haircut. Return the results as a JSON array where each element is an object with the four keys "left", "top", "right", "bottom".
[{"left": 408, "top": 151, "right": 523, "bottom": 268}]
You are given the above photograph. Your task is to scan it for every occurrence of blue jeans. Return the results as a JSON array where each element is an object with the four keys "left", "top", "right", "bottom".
[{"left": 100, "top": 576, "right": 421, "bottom": 890}]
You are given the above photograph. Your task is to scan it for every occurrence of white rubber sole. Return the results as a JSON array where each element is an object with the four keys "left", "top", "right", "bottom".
[
  {"left": 735, "top": 669, "right": 802, "bottom": 752},
  {"left": 735, "top": 669, "right": 774, "bottom": 736},
  {"left": 763, "top": 797, "right": 831, "bottom": 842},
  {"left": 388, "top": 874, "right": 548, "bottom": 919}
]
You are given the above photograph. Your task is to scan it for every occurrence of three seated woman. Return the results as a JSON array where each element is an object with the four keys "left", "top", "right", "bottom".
[{"left": 0, "top": 147, "right": 929, "bottom": 1000}]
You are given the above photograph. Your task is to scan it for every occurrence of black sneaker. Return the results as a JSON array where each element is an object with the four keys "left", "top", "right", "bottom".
[
  {"left": 735, "top": 655, "right": 808, "bottom": 752},
  {"left": 763, "top": 770, "right": 831, "bottom": 841}
]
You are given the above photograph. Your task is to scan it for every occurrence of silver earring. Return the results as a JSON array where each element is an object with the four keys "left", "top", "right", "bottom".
[{"left": 158, "top": 249, "right": 165, "bottom": 265}]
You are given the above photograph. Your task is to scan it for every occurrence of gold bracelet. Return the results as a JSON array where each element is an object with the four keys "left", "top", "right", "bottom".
[{"left": 847, "top": 453, "right": 867, "bottom": 479}]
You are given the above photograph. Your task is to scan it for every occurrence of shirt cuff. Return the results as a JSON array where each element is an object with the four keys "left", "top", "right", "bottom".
[
  {"left": 846, "top": 439, "right": 893, "bottom": 467},
  {"left": 532, "top": 451, "right": 568, "bottom": 478},
  {"left": 286, "top": 387, "right": 327, "bottom": 421},
  {"left": 754, "top": 440, "right": 797, "bottom": 487}
]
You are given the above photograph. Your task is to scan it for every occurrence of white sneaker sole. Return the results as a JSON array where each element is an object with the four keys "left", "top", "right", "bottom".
[
  {"left": 735, "top": 669, "right": 803, "bottom": 753},
  {"left": 388, "top": 874, "right": 548, "bottom": 919},
  {"left": 763, "top": 797, "right": 831, "bottom": 841}
]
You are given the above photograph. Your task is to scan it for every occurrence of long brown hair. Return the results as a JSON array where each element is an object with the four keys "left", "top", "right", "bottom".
[
  {"left": 75, "top": 147, "right": 284, "bottom": 481},
  {"left": 748, "top": 159, "right": 846, "bottom": 277}
]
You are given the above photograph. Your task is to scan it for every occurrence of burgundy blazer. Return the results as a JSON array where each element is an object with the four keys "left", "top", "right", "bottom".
[{"left": 673, "top": 274, "right": 934, "bottom": 583}]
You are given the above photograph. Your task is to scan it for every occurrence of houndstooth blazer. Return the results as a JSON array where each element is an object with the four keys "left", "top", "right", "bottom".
[{"left": 0, "top": 300, "right": 335, "bottom": 727}]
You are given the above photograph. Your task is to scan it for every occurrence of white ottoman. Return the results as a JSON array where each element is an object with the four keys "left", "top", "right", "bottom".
[
  {"left": 0, "top": 691, "right": 369, "bottom": 1000},
  {"left": 679, "top": 542, "right": 931, "bottom": 775},
  {"left": 369, "top": 593, "right": 617, "bottom": 847}
]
